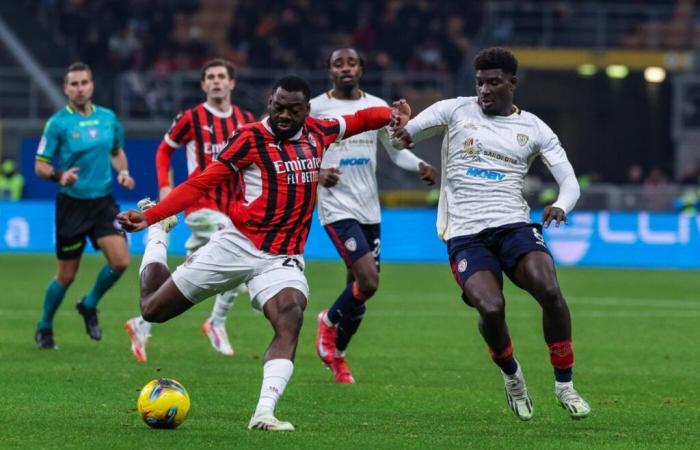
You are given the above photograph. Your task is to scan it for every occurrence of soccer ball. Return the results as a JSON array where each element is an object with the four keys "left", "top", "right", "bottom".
[{"left": 137, "top": 378, "right": 191, "bottom": 429}]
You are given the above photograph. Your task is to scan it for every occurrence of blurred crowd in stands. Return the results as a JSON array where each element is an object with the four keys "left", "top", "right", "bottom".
[{"left": 29, "top": 0, "right": 479, "bottom": 74}]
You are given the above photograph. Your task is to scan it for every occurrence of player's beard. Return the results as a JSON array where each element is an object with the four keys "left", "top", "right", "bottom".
[{"left": 269, "top": 120, "right": 300, "bottom": 140}]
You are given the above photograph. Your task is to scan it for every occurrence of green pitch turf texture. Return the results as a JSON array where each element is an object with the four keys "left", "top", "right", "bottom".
[{"left": 1, "top": 254, "right": 698, "bottom": 449}]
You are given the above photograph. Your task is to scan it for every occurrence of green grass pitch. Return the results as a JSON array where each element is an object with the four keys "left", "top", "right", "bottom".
[{"left": 1, "top": 254, "right": 699, "bottom": 449}]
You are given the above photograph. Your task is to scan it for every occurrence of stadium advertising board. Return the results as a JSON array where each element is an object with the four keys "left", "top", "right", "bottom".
[{"left": 1, "top": 203, "right": 699, "bottom": 269}]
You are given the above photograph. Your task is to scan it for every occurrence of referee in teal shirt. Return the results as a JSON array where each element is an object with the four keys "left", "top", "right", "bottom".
[{"left": 34, "top": 62, "right": 135, "bottom": 349}]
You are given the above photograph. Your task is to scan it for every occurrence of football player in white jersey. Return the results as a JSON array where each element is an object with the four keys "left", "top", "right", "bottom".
[
  {"left": 393, "top": 47, "right": 590, "bottom": 420},
  {"left": 312, "top": 48, "right": 437, "bottom": 383}
]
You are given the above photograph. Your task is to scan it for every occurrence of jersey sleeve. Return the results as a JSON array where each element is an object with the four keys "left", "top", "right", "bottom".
[
  {"left": 535, "top": 117, "right": 569, "bottom": 167},
  {"left": 36, "top": 117, "right": 61, "bottom": 162},
  {"left": 217, "top": 130, "right": 255, "bottom": 171},
  {"left": 112, "top": 116, "right": 125, "bottom": 154},
  {"left": 165, "top": 110, "right": 193, "bottom": 147},
  {"left": 401, "top": 99, "right": 456, "bottom": 146},
  {"left": 312, "top": 118, "right": 346, "bottom": 146}
]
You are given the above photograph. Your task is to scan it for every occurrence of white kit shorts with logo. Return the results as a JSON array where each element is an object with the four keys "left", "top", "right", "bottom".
[{"left": 171, "top": 226, "right": 309, "bottom": 311}]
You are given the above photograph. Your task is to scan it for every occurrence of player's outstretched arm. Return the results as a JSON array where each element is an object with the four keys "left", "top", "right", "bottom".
[
  {"left": 117, "top": 210, "right": 148, "bottom": 232},
  {"left": 118, "top": 161, "right": 231, "bottom": 232},
  {"left": 340, "top": 100, "right": 412, "bottom": 139},
  {"left": 391, "top": 99, "right": 455, "bottom": 150}
]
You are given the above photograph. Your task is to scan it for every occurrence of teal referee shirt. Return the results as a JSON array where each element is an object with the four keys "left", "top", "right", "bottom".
[{"left": 36, "top": 104, "right": 125, "bottom": 199}]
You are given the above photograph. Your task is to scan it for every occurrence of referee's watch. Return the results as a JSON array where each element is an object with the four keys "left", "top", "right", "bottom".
[{"left": 49, "top": 168, "right": 63, "bottom": 183}]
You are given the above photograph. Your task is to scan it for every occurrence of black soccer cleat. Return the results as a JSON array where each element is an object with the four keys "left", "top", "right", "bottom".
[
  {"left": 76, "top": 299, "right": 102, "bottom": 341},
  {"left": 35, "top": 328, "right": 58, "bottom": 350}
]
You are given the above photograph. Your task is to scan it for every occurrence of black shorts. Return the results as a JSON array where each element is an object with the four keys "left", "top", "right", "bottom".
[
  {"left": 55, "top": 193, "right": 125, "bottom": 260},
  {"left": 447, "top": 222, "right": 552, "bottom": 305},
  {"left": 324, "top": 218, "right": 381, "bottom": 269}
]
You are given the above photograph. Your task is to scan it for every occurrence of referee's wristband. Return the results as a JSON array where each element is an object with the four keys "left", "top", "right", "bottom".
[
  {"left": 118, "top": 169, "right": 130, "bottom": 177},
  {"left": 49, "top": 169, "right": 63, "bottom": 183}
]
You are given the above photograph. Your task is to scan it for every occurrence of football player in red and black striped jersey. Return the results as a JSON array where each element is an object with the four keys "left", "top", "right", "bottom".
[
  {"left": 124, "top": 59, "right": 255, "bottom": 362},
  {"left": 118, "top": 75, "right": 411, "bottom": 431}
]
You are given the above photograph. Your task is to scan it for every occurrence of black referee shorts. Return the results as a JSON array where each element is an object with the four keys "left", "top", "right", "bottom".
[{"left": 55, "top": 193, "right": 125, "bottom": 260}]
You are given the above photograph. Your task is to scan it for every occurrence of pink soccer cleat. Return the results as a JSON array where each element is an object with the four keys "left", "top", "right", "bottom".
[{"left": 331, "top": 356, "right": 355, "bottom": 384}]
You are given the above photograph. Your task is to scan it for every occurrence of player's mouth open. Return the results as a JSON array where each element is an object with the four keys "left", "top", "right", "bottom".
[{"left": 340, "top": 76, "right": 353, "bottom": 82}]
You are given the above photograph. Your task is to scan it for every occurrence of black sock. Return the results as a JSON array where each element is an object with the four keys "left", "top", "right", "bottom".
[
  {"left": 327, "top": 282, "right": 364, "bottom": 324},
  {"left": 336, "top": 304, "right": 366, "bottom": 353}
]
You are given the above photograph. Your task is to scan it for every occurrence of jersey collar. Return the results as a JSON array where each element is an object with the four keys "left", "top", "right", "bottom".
[{"left": 203, "top": 102, "right": 233, "bottom": 118}]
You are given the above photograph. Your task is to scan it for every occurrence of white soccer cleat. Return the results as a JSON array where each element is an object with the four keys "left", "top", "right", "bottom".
[
  {"left": 502, "top": 366, "right": 534, "bottom": 421},
  {"left": 137, "top": 197, "right": 178, "bottom": 232},
  {"left": 202, "top": 318, "right": 234, "bottom": 356},
  {"left": 248, "top": 413, "right": 295, "bottom": 431},
  {"left": 556, "top": 383, "right": 591, "bottom": 419},
  {"left": 124, "top": 318, "right": 150, "bottom": 363}
]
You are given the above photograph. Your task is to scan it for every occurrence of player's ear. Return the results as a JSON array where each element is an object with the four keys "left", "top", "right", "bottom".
[{"left": 510, "top": 75, "right": 518, "bottom": 91}]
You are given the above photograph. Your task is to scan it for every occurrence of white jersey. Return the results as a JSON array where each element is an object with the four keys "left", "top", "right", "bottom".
[
  {"left": 403, "top": 96, "right": 570, "bottom": 241},
  {"left": 311, "top": 91, "right": 424, "bottom": 225}
]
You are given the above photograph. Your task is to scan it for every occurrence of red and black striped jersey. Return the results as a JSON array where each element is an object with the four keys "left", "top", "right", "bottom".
[
  {"left": 217, "top": 117, "right": 344, "bottom": 254},
  {"left": 157, "top": 102, "right": 255, "bottom": 215},
  {"left": 144, "top": 106, "right": 394, "bottom": 256}
]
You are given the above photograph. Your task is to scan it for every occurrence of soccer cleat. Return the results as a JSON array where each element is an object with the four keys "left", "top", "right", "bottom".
[
  {"left": 76, "top": 299, "right": 101, "bottom": 341},
  {"left": 502, "top": 366, "right": 533, "bottom": 421},
  {"left": 202, "top": 318, "right": 234, "bottom": 356},
  {"left": 137, "top": 197, "right": 178, "bottom": 232},
  {"left": 556, "top": 383, "right": 591, "bottom": 419},
  {"left": 331, "top": 356, "right": 355, "bottom": 384},
  {"left": 35, "top": 328, "right": 57, "bottom": 350},
  {"left": 248, "top": 413, "right": 295, "bottom": 431},
  {"left": 315, "top": 309, "right": 337, "bottom": 367},
  {"left": 124, "top": 318, "right": 150, "bottom": 362}
]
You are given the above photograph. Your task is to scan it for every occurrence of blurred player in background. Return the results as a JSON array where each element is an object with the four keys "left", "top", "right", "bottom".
[
  {"left": 124, "top": 59, "right": 255, "bottom": 362},
  {"left": 117, "top": 76, "right": 412, "bottom": 431},
  {"left": 34, "top": 62, "right": 135, "bottom": 349},
  {"left": 393, "top": 47, "right": 590, "bottom": 420},
  {"left": 312, "top": 48, "right": 437, "bottom": 383}
]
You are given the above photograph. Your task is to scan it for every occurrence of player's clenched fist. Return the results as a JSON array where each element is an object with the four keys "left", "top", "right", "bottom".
[{"left": 117, "top": 210, "right": 148, "bottom": 232}]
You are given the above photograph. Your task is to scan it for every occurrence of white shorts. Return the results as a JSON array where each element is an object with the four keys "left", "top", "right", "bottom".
[
  {"left": 171, "top": 226, "right": 309, "bottom": 311},
  {"left": 184, "top": 208, "right": 233, "bottom": 255}
]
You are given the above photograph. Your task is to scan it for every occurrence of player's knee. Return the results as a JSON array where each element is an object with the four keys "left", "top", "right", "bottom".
[
  {"left": 534, "top": 283, "right": 563, "bottom": 307},
  {"left": 56, "top": 273, "right": 76, "bottom": 287},
  {"left": 140, "top": 303, "right": 163, "bottom": 323},
  {"left": 110, "top": 259, "right": 129, "bottom": 273},
  {"left": 355, "top": 271, "right": 379, "bottom": 298},
  {"left": 475, "top": 298, "right": 505, "bottom": 322}
]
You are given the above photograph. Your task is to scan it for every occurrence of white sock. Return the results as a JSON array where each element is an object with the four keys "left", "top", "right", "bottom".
[
  {"left": 137, "top": 315, "right": 153, "bottom": 334},
  {"left": 210, "top": 289, "right": 237, "bottom": 326},
  {"left": 254, "top": 359, "right": 294, "bottom": 417},
  {"left": 139, "top": 225, "right": 169, "bottom": 276}
]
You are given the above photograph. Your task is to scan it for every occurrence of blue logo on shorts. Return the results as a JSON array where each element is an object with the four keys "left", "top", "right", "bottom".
[{"left": 465, "top": 166, "right": 505, "bottom": 181}]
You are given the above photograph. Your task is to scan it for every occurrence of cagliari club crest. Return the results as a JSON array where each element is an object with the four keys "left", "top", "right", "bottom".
[{"left": 516, "top": 133, "right": 529, "bottom": 146}]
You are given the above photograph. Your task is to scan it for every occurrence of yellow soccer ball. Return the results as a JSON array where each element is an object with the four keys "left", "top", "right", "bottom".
[{"left": 137, "top": 378, "right": 191, "bottom": 429}]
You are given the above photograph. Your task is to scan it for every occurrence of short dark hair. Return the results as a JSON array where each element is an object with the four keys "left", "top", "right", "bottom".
[
  {"left": 64, "top": 61, "right": 92, "bottom": 82},
  {"left": 200, "top": 58, "right": 236, "bottom": 81},
  {"left": 271, "top": 76, "right": 311, "bottom": 101},
  {"left": 326, "top": 48, "right": 365, "bottom": 71},
  {"left": 473, "top": 47, "right": 518, "bottom": 75}
]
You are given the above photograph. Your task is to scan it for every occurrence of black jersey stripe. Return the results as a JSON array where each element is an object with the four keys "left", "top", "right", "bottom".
[
  {"left": 252, "top": 128, "right": 279, "bottom": 252},
  {"left": 172, "top": 115, "right": 191, "bottom": 144},
  {"left": 260, "top": 139, "right": 297, "bottom": 252},
  {"left": 279, "top": 139, "right": 314, "bottom": 254},
  {"left": 219, "top": 115, "right": 232, "bottom": 212},
  {"left": 191, "top": 109, "right": 206, "bottom": 171}
]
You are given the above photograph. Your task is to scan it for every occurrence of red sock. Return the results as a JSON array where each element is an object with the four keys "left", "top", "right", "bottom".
[
  {"left": 548, "top": 339, "right": 574, "bottom": 369},
  {"left": 489, "top": 340, "right": 517, "bottom": 375}
]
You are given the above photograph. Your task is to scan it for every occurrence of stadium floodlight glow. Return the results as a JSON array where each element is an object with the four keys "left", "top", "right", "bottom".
[
  {"left": 577, "top": 64, "right": 597, "bottom": 76},
  {"left": 644, "top": 66, "right": 666, "bottom": 83},
  {"left": 605, "top": 65, "right": 629, "bottom": 79}
]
